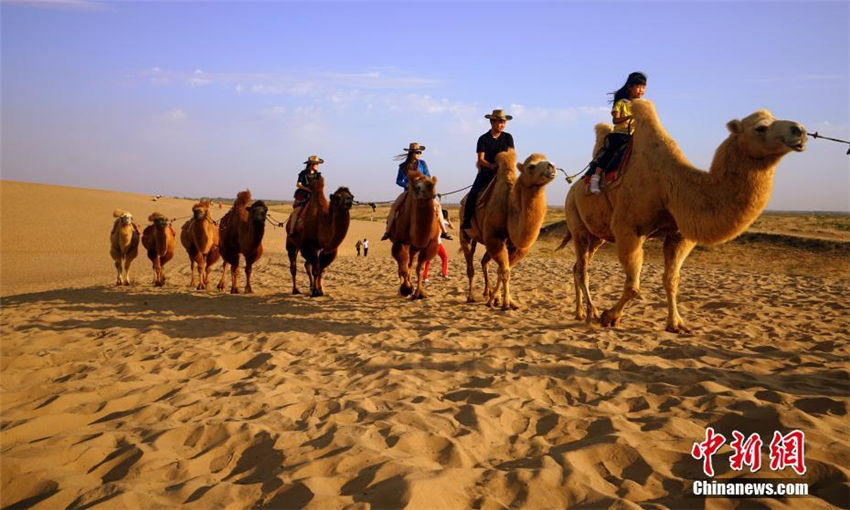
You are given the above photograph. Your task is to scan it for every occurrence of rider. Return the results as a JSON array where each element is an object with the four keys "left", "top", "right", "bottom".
[
  {"left": 381, "top": 142, "right": 452, "bottom": 241},
  {"left": 287, "top": 155, "right": 323, "bottom": 234},
  {"left": 461, "top": 109, "right": 515, "bottom": 231},
  {"left": 587, "top": 72, "right": 647, "bottom": 194}
]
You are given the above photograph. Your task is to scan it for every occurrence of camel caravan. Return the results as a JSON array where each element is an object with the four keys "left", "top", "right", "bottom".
[{"left": 106, "top": 98, "right": 808, "bottom": 332}]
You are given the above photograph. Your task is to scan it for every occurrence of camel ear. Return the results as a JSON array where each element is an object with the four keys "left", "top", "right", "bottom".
[
  {"left": 727, "top": 119, "right": 743, "bottom": 134},
  {"left": 517, "top": 162, "right": 525, "bottom": 173},
  {"left": 431, "top": 176, "right": 437, "bottom": 185}
]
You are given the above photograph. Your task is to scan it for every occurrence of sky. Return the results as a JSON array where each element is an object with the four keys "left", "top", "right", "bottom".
[{"left": 2, "top": 0, "right": 848, "bottom": 211}]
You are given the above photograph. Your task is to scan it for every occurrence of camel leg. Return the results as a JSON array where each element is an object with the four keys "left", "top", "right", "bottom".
[
  {"left": 601, "top": 232, "right": 645, "bottom": 327},
  {"left": 411, "top": 250, "right": 428, "bottom": 300},
  {"left": 573, "top": 234, "right": 605, "bottom": 322},
  {"left": 481, "top": 252, "right": 493, "bottom": 303},
  {"left": 217, "top": 262, "right": 229, "bottom": 291},
  {"left": 152, "top": 256, "right": 163, "bottom": 286},
  {"left": 188, "top": 257, "right": 197, "bottom": 288},
  {"left": 123, "top": 258, "right": 132, "bottom": 285},
  {"left": 287, "top": 245, "right": 300, "bottom": 294},
  {"left": 230, "top": 260, "right": 240, "bottom": 294},
  {"left": 244, "top": 257, "right": 255, "bottom": 294},
  {"left": 302, "top": 249, "right": 320, "bottom": 297},
  {"left": 461, "top": 239, "right": 477, "bottom": 303},
  {"left": 393, "top": 243, "right": 413, "bottom": 297},
  {"left": 499, "top": 247, "right": 530, "bottom": 310},
  {"left": 663, "top": 232, "right": 696, "bottom": 334},
  {"left": 316, "top": 250, "right": 337, "bottom": 297},
  {"left": 113, "top": 257, "right": 123, "bottom": 286},
  {"left": 197, "top": 256, "right": 207, "bottom": 290}
]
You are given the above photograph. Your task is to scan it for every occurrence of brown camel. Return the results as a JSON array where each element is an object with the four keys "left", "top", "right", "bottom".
[
  {"left": 109, "top": 209, "right": 140, "bottom": 286},
  {"left": 180, "top": 200, "right": 221, "bottom": 290},
  {"left": 217, "top": 190, "right": 268, "bottom": 294},
  {"left": 286, "top": 173, "right": 354, "bottom": 297},
  {"left": 559, "top": 99, "right": 806, "bottom": 332},
  {"left": 389, "top": 170, "right": 441, "bottom": 299},
  {"left": 459, "top": 149, "right": 557, "bottom": 310},
  {"left": 141, "top": 212, "right": 175, "bottom": 287}
]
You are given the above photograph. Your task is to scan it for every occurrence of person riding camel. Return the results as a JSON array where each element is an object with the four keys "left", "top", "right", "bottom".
[
  {"left": 461, "top": 109, "right": 515, "bottom": 231},
  {"left": 381, "top": 142, "right": 452, "bottom": 241},
  {"left": 586, "top": 72, "right": 647, "bottom": 194},
  {"left": 287, "top": 155, "right": 323, "bottom": 234}
]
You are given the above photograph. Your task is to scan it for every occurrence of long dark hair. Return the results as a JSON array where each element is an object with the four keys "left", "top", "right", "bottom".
[
  {"left": 609, "top": 72, "right": 647, "bottom": 104},
  {"left": 394, "top": 150, "right": 418, "bottom": 173}
]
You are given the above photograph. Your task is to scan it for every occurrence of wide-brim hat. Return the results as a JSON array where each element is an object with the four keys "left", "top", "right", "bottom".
[
  {"left": 303, "top": 155, "right": 324, "bottom": 164},
  {"left": 485, "top": 109, "right": 512, "bottom": 121},
  {"left": 404, "top": 142, "right": 426, "bottom": 152}
]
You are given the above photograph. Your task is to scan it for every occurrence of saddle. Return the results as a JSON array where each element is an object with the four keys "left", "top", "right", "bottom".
[
  {"left": 583, "top": 138, "right": 634, "bottom": 194},
  {"left": 475, "top": 178, "right": 497, "bottom": 210}
]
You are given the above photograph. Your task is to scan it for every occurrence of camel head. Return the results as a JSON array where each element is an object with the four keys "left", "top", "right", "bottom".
[
  {"left": 192, "top": 200, "right": 211, "bottom": 221},
  {"left": 113, "top": 209, "right": 133, "bottom": 226},
  {"left": 517, "top": 153, "right": 557, "bottom": 187},
  {"left": 148, "top": 212, "right": 169, "bottom": 228},
  {"left": 248, "top": 201, "right": 268, "bottom": 224},
  {"left": 727, "top": 110, "right": 807, "bottom": 159},
  {"left": 330, "top": 187, "right": 354, "bottom": 210},
  {"left": 409, "top": 173, "right": 437, "bottom": 200}
]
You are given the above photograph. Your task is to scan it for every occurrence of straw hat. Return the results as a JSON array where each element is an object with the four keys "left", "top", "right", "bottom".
[
  {"left": 303, "top": 155, "right": 324, "bottom": 164},
  {"left": 404, "top": 142, "right": 426, "bottom": 152},
  {"left": 485, "top": 109, "right": 512, "bottom": 121}
]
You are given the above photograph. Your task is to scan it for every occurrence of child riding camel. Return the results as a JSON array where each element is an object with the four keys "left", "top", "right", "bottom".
[{"left": 586, "top": 72, "right": 647, "bottom": 194}]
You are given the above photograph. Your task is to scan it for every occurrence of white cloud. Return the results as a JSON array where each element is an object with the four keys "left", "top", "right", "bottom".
[{"left": 154, "top": 108, "right": 188, "bottom": 122}]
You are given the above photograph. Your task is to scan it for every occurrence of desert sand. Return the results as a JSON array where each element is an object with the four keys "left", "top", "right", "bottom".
[{"left": 1, "top": 180, "right": 848, "bottom": 509}]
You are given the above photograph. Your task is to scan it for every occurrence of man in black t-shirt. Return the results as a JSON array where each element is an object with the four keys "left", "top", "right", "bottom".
[{"left": 461, "top": 108, "right": 515, "bottom": 230}]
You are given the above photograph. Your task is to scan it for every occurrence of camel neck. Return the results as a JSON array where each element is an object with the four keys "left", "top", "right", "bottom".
[{"left": 668, "top": 137, "right": 778, "bottom": 244}]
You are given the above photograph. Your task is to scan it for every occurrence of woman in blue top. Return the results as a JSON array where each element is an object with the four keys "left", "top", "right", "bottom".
[{"left": 381, "top": 142, "right": 451, "bottom": 241}]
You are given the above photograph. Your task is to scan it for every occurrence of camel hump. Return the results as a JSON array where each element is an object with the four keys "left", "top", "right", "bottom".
[
  {"left": 148, "top": 212, "right": 168, "bottom": 222},
  {"left": 630, "top": 98, "right": 657, "bottom": 122},
  {"left": 234, "top": 190, "right": 252, "bottom": 209},
  {"left": 113, "top": 209, "right": 129, "bottom": 218},
  {"left": 595, "top": 123, "right": 613, "bottom": 138},
  {"left": 496, "top": 148, "right": 517, "bottom": 169}
]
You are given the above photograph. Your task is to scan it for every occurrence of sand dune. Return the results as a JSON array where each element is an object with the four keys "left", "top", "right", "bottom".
[{"left": 1, "top": 180, "right": 848, "bottom": 509}]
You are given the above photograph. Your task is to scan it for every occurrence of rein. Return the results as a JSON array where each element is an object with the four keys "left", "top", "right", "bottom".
[{"left": 808, "top": 132, "right": 850, "bottom": 155}]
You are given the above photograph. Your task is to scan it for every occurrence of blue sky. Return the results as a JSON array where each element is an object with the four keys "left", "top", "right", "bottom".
[{"left": 2, "top": 0, "right": 848, "bottom": 210}]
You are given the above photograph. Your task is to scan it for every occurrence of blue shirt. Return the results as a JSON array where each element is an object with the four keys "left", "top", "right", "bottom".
[{"left": 396, "top": 160, "right": 430, "bottom": 188}]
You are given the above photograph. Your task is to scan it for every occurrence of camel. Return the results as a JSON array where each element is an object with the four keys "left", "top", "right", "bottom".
[
  {"left": 109, "top": 209, "right": 140, "bottom": 285},
  {"left": 558, "top": 99, "right": 807, "bottom": 333},
  {"left": 217, "top": 190, "right": 268, "bottom": 294},
  {"left": 285, "top": 173, "right": 354, "bottom": 297},
  {"left": 459, "top": 149, "right": 557, "bottom": 310},
  {"left": 141, "top": 212, "right": 176, "bottom": 286},
  {"left": 180, "top": 200, "right": 221, "bottom": 290},
  {"left": 388, "top": 170, "right": 440, "bottom": 299}
]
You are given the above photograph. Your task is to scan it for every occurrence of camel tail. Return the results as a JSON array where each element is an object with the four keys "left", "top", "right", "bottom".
[{"left": 555, "top": 230, "right": 572, "bottom": 251}]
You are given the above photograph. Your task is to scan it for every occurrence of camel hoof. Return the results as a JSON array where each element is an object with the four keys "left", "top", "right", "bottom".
[
  {"left": 502, "top": 302, "right": 519, "bottom": 311},
  {"left": 466, "top": 296, "right": 476, "bottom": 304},
  {"left": 666, "top": 323, "right": 692, "bottom": 335},
  {"left": 600, "top": 309, "right": 618, "bottom": 328},
  {"left": 575, "top": 312, "right": 586, "bottom": 321},
  {"left": 230, "top": 288, "right": 239, "bottom": 294},
  {"left": 244, "top": 288, "right": 254, "bottom": 294},
  {"left": 292, "top": 288, "right": 301, "bottom": 295},
  {"left": 400, "top": 284, "right": 413, "bottom": 297}
]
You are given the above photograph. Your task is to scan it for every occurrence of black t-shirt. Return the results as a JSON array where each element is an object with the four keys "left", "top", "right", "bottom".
[
  {"left": 476, "top": 131, "right": 515, "bottom": 165},
  {"left": 297, "top": 169, "right": 320, "bottom": 188}
]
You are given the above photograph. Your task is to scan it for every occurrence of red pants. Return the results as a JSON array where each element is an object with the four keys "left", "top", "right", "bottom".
[{"left": 423, "top": 244, "right": 448, "bottom": 279}]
